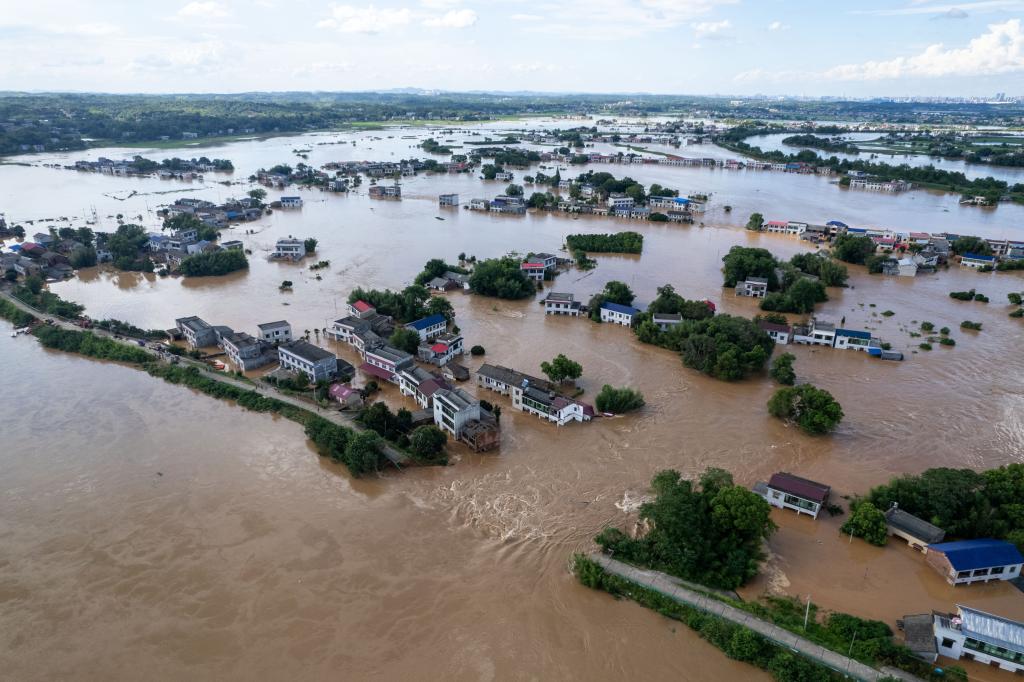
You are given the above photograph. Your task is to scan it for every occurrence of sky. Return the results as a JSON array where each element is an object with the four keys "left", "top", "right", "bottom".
[{"left": 1, "top": 0, "right": 1024, "bottom": 96}]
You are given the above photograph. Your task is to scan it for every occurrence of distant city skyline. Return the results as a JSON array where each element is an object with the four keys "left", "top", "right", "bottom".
[{"left": 2, "top": 0, "right": 1024, "bottom": 96}]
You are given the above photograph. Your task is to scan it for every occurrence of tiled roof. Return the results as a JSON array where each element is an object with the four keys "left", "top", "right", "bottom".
[{"left": 767, "top": 472, "right": 830, "bottom": 504}]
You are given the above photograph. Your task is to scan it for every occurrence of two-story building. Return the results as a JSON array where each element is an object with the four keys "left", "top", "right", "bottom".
[
  {"left": 361, "top": 344, "right": 414, "bottom": 384},
  {"left": 256, "top": 320, "right": 292, "bottom": 344},
  {"left": 600, "top": 302, "right": 640, "bottom": 326},
  {"left": 405, "top": 313, "right": 447, "bottom": 341},
  {"left": 735, "top": 277, "right": 769, "bottom": 298},
  {"left": 432, "top": 387, "right": 481, "bottom": 439},
  {"left": 439, "top": 193, "right": 459, "bottom": 207},
  {"left": 175, "top": 316, "right": 218, "bottom": 348},
  {"left": 418, "top": 332, "right": 464, "bottom": 366},
  {"left": 277, "top": 340, "right": 338, "bottom": 382},
  {"left": 960, "top": 252, "right": 996, "bottom": 269},
  {"left": 606, "top": 193, "right": 634, "bottom": 211},
  {"left": 521, "top": 261, "right": 546, "bottom": 282},
  {"left": 397, "top": 366, "right": 450, "bottom": 409},
  {"left": 792, "top": 318, "right": 837, "bottom": 347},
  {"left": 543, "top": 292, "right": 581, "bottom": 316},
  {"left": 754, "top": 472, "right": 831, "bottom": 519},
  {"left": 220, "top": 331, "right": 276, "bottom": 370},
  {"left": 475, "top": 364, "right": 594, "bottom": 426},
  {"left": 279, "top": 196, "right": 303, "bottom": 208},
  {"left": 274, "top": 238, "right": 304, "bottom": 260},
  {"left": 652, "top": 313, "right": 682, "bottom": 331},
  {"left": 834, "top": 328, "right": 878, "bottom": 352}
]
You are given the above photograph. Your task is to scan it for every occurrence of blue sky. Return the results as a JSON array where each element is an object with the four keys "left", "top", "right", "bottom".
[{"left": 1, "top": 0, "right": 1023, "bottom": 96}]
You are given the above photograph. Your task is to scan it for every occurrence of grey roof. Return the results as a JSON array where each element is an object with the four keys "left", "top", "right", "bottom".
[
  {"left": 435, "top": 387, "right": 477, "bottom": 411},
  {"left": 175, "top": 316, "right": 211, "bottom": 333},
  {"left": 745, "top": 277, "right": 769, "bottom": 284},
  {"left": 401, "top": 366, "right": 436, "bottom": 386},
  {"left": 223, "top": 331, "right": 261, "bottom": 351},
  {"left": 901, "top": 615, "right": 937, "bottom": 656},
  {"left": 958, "top": 605, "right": 1024, "bottom": 653},
  {"left": 280, "top": 340, "right": 335, "bottom": 363},
  {"left": 884, "top": 506, "right": 945, "bottom": 544},
  {"left": 257, "top": 320, "right": 290, "bottom": 331},
  {"left": 652, "top": 313, "right": 682, "bottom": 322},
  {"left": 544, "top": 292, "right": 575, "bottom": 302},
  {"left": 477, "top": 363, "right": 555, "bottom": 393},
  {"left": 366, "top": 345, "right": 413, "bottom": 364}
]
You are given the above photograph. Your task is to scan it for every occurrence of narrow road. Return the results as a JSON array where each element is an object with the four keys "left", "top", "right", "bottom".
[
  {"left": 2, "top": 287, "right": 408, "bottom": 467},
  {"left": 590, "top": 553, "right": 923, "bottom": 682}
]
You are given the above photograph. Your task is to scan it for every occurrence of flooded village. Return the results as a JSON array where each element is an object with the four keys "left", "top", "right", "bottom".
[{"left": 3, "top": 115, "right": 1024, "bottom": 682}]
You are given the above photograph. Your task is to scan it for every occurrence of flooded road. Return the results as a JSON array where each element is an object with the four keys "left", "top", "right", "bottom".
[{"left": 2, "top": 123, "right": 1024, "bottom": 680}]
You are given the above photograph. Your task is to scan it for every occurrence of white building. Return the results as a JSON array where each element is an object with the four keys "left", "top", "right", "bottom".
[
  {"left": 432, "top": 388, "right": 481, "bottom": 439},
  {"left": 256, "top": 320, "right": 292, "bottom": 344},
  {"left": 606, "top": 193, "right": 635, "bottom": 211},
  {"left": 600, "top": 302, "right": 639, "bottom": 326},
  {"left": 934, "top": 606, "right": 1024, "bottom": 674},
  {"left": 735, "top": 277, "right": 768, "bottom": 298},
  {"left": 925, "top": 539, "right": 1023, "bottom": 586},
  {"left": 279, "top": 196, "right": 303, "bottom": 208},
  {"left": 652, "top": 313, "right": 682, "bottom": 331},
  {"left": 274, "top": 238, "right": 304, "bottom": 260},
  {"left": 544, "top": 292, "right": 581, "bottom": 316},
  {"left": 757, "top": 320, "right": 792, "bottom": 345},
  {"left": 277, "top": 340, "right": 338, "bottom": 382},
  {"left": 754, "top": 472, "right": 831, "bottom": 519},
  {"left": 792, "top": 318, "right": 836, "bottom": 347}
]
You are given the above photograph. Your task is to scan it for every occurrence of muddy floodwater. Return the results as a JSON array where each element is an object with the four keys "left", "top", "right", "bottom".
[{"left": 2, "top": 122, "right": 1024, "bottom": 681}]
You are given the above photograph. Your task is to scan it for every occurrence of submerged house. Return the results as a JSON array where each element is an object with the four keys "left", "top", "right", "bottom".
[
  {"left": 934, "top": 605, "right": 1024, "bottom": 674},
  {"left": 754, "top": 472, "right": 831, "bottom": 519},
  {"left": 884, "top": 504, "right": 945, "bottom": 551},
  {"left": 475, "top": 364, "right": 594, "bottom": 426},
  {"left": 925, "top": 539, "right": 1023, "bottom": 586}
]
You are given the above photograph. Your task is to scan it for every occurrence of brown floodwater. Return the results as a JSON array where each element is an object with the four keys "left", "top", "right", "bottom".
[{"left": 2, "top": 124, "right": 1024, "bottom": 680}]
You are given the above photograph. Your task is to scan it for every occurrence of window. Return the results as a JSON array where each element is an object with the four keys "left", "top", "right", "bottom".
[
  {"left": 941, "top": 638, "right": 955, "bottom": 649},
  {"left": 991, "top": 566, "right": 1005, "bottom": 575}
]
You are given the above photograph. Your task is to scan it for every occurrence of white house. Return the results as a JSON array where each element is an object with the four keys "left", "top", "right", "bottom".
[
  {"left": 735, "top": 277, "right": 769, "bottom": 298},
  {"left": 652, "top": 313, "right": 682, "bottom": 331},
  {"left": 256, "top": 320, "right": 292, "bottom": 344},
  {"left": 405, "top": 314, "right": 447, "bottom": 341},
  {"left": 494, "top": 170, "right": 514, "bottom": 182},
  {"left": 960, "top": 253, "right": 996, "bottom": 269},
  {"left": 280, "top": 196, "right": 303, "bottom": 208},
  {"left": 754, "top": 472, "right": 831, "bottom": 519},
  {"left": 606, "top": 193, "right": 634, "bottom": 211},
  {"left": 432, "top": 387, "right": 481, "bottom": 439},
  {"left": 934, "top": 605, "right": 1024, "bottom": 674},
  {"left": 544, "top": 292, "right": 581, "bottom": 316},
  {"left": 792, "top": 318, "right": 836, "bottom": 347},
  {"left": 757, "top": 320, "right": 792, "bottom": 345},
  {"left": 600, "top": 302, "right": 640, "bottom": 326},
  {"left": 274, "top": 238, "right": 304, "bottom": 260},
  {"left": 834, "top": 328, "right": 877, "bottom": 352},
  {"left": 475, "top": 364, "right": 594, "bottom": 426},
  {"left": 361, "top": 345, "right": 414, "bottom": 384},
  {"left": 277, "top": 340, "right": 338, "bottom": 382}
]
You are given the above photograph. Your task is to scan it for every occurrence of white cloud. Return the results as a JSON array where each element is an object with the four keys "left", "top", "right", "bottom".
[
  {"left": 177, "top": 2, "right": 230, "bottom": 19},
  {"left": 767, "top": 20, "right": 788, "bottom": 31},
  {"left": 318, "top": 5, "right": 412, "bottom": 33},
  {"left": 523, "top": 0, "right": 737, "bottom": 39},
  {"left": 423, "top": 9, "right": 478, "bottom": 28},
  {"left": 692, "top": 19, "right": 730, "bottom": 37},
  {"left": 420, "top": 0, "right": 462, "bottom": 7},
  {"left": 511, "top": 13, "right": 544, "bottom": 21},
  {"left": 853, "top": 0, "right": 1024, "bottom": 16},
  {"left": 824, "top": 19, "right": 1024, "bottom": 80}
]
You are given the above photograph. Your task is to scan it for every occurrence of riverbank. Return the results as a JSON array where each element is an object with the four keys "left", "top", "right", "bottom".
[
  {"left": 0, "top": 287, "right": 417, "bottom": 475},
  {"left": 574, "top": 553, "right": 927, "bottom": 682}
]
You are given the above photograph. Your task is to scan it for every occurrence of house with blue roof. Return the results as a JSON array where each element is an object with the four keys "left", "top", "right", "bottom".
[
  {"left": 925, "top": 539, "right": 1023, "bottom": 586},
  {"left": 960, "top": 252, "right": 996, "bottom": 269},
  {"left": 600, "top": 301, "right": 641, "bottom": 327},
  {"left": 405, "top": 313, "right": 447, "bottom": 341},
  {"left": 834, "top": 328, "right": 879, "bottom": 352}
]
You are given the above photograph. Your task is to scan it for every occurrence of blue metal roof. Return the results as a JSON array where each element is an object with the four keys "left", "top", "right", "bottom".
[
  {"left": 836, "top": 328, "right": 871, "bottom": 340},
  {"left": 963, "top": 252, "right": 996, "bottom": 262},
  {"left": 826, "top": 220, "right": 848, "bottom": 227},
  {"left": 847, "top": 227, "right": 867, "bottom": 234},
  {"left": 928, "top": 539, "right": 1024, "bottom": 570},
  {"left": 408, "top": 314, "right": 446, "bottom": 330},
  {"left": 601, "top": 302, "right": 640, "bottom": 316}
]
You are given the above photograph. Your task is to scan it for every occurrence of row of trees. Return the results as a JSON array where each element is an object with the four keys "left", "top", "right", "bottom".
[
  {"left": 467, "top": 257, "right": 536, "bottom": 299},
  {"left": 347, "top": 284, "right": 453, "bottom": 323},
  {"left": 565, "top": 231, "right": 643, "bottom": 254},
  {"left": 178, "top": 249, "right": 249, "bottom": 277}
]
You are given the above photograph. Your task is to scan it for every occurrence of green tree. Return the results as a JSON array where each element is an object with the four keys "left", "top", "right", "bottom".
[
  {"left": 69, "top": 247, "right": 98, "bottom": 268},
  {"left": 746, "top": 212, "right": 764, "bottom": 232},
  {"left": 389, "top": 327, "right": 421, "bottom": 354},
  {"left": 177, "top": 249, "right": 248, "bottom": 277},
  {"left": 594, "top": 385, "right": 645, "bottom": 413},
  {"left": 24, "top": 274, "right": 44, "bottom": 294},
  {"left": 770, "top": 353, "right": 796, "bottom": 385},
  {"left": 951, "top": 235, "right": 991, "bottom": 256},
  {"left": 409, "top": 425, "right": 447, "bottom": 461},
  {"left": 831, "top": 234, "right": 876, "bottom": 265},
  {"left": 721, "top": 246, "right": 779, "bottom": 289},
  {"left": 767, "top": 384, "right": 844, "bottom": 435},
  {"left": 248, "top": 188, "right": 267, "bottom": 203},
  {"left": 540, "top": 354, "right": 583, "bottom": 383},
  {"left": 344, "top": 431, "right": 383, "bottom": 476},
  {"left": 304, "top": 238, "right": 317, "bottom": 254},
  {"left": 505, "top": 183, "right": 523, "bottom": 197},
  {"left": 467, "top": 257, "right": 535, "bottom": 299},
  {"left": 840, "top": 500, "right": 889, "bottom": 546},
  {"left": 424, "top": 295, "right": 455, "bottom": 323}
]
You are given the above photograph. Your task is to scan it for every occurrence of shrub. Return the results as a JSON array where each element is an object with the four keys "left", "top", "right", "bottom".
[
  {"left": 960, "top": 320, "right": 982, "bottom": 331},
  {"left": 470, "top": 344, "right": 485, "bottom": 356},
  {"left": 919, "top": 343, "right": 932, "bottom": 350},
  {"left": 840, "top": 500, "right": 888, "bottom": 545},
  {"left": 594, "top": 385, "right": 645, "bottom": 413},
  {"left": 767, "top": 384, "right": 843, "bottom": 435},
  {"left": 769, "top": 353, "right": 796, "bottom": 385},
  {"left": 939, "top": 337, "right": 956, "bottom": 346},
  {"left": 178, "top": 249, "right": 248, "bottom": 277},
  {"left": 949, "top": 289, "right": 975, "bottom": 301},
  {"left": 920, "top": 321, "right": 934, "bottom": 331},
  {"left": 881, "top": 310, "right": 895, "bottom": 317}
]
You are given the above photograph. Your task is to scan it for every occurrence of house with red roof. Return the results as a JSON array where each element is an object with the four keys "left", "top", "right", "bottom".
[
  {"left": 753, "top": 472, "right": 831, "bottom": 519},
  {"left": 417, "top": 332, "right": 464, "bottom": 366}
]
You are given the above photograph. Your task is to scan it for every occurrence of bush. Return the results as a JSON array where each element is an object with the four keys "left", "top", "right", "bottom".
[
  {"left": 939, "top": 337, "right": 956, "bottom": 346},
  {"left": 0, "top": 298, "right": 38, "bottom": 327},
  {"left": 389, "top": 327, "right": 421, "bottom": 354},
  {"left": 919, "top": 343, "right": 932, "bottom": 350},
  {"left": 470, "top": 344, "right": 485, "bottom": 356},
  {"left": 769, "top": 353, "right": 796, "bottom": 385},
  {"left": 920, "top": 321, "right": 934, "bottom": 331},
  {"left": 840, "top": 500, "right": 888, "bottom": 545},
  {"left": 881, "top": 310, "right": 895, "bottom": 317},
  {"left": 468, "top": 257, "right": 536, "bottom": 299},
  {"left": 949, "top": 289, "right": 975, "bottom": 301},
  {"left": 409, "top": 425, "right": 447, "bottom": 462},
  {"left": 973, "top": 293, "right": 989, "bottom": 303},
  {"left": 960, "top": 320, "right": 982, "bottom": 331},
  {"left": 767, "top": 384, "right": 843, "bottom": 435},
  {"left": 594, "top": 385, "right": 645, "bottom": 413},
  {"left": 178, "top": 249, "right": 248, "bottom": 277}
]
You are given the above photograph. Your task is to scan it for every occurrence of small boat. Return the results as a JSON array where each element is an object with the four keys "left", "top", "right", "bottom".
[
  {"left": 435, "top": 216, "right": 445, "bottom": 221},
  {"left": 602, "top": 412, "right": 615, "bottom": 418},
  {"left": 211, "top": 361, "right": 226, "bottom": 371}
]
